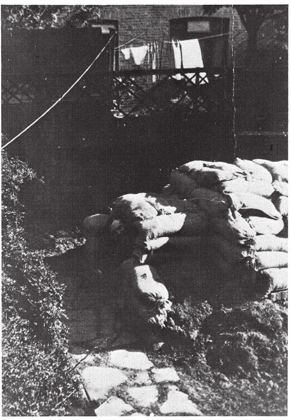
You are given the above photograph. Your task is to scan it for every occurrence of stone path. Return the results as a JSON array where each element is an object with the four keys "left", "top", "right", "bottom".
[
  {"left": 71, "top": 347, "right": 203, "bottom": 416},
  {"left": 52, "top": 249, "right": 203, "bottom": 416}
]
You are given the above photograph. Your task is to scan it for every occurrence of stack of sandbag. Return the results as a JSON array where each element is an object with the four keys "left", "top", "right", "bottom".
[
  {"left": 109, "top": 192, "right": 210, "bottom": 263},
  {"left": 162, "top": 158, "right": 288, "bottom": 298}
]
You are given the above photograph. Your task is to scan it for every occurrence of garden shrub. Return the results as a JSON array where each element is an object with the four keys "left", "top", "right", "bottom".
[{"left": 2, "top": 150, "right": 83, "bottom": 416}]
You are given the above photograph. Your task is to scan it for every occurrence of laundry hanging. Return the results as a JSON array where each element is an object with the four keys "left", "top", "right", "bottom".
[
  {"left": 121, "top": 48, "right": 131, "bottom": 60},
  {"left": 131, "top": 45, "right": 149, "bottom": 66},
  {"left": 172, "top": 40, "right": 183, "bottom": 80},
  {"left": 179, "top": 39, "right": 208, "bottom": 84}
]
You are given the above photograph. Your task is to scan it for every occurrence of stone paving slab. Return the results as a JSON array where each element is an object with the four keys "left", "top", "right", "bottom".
[
  {"left": 152, "top": 367, "right": 180, "bottom": 383},
  {"left": 160, "top": 386, "right": 203, "bottom": 416},
  {"left": 127, "top": 386, "right": 159, "bottom": 407},
  {"left": 108, "top": 349, "right": 153, "bottom": 370},
  {"left": 81, "top": 366, "right": 128, "bottom": 401},
  {"left": 135, "top": 371, "right": 152, "bottom": 385},
  {"left": 94, "top": 396, "right": 134, "bottom": 416}
]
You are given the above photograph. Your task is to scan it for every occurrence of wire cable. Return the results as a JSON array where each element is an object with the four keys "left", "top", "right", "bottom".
[{"left": 2, "top": 32, "right": 116, "bottom": 150}]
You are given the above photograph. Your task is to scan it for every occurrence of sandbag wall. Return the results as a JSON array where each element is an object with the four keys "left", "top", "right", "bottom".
[{"left": 163, "top": 158, "right": 288, "bottom": 298}]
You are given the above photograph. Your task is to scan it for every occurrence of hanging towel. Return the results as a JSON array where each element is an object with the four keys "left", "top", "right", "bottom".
[
  {"left": 179, "top": 39, "right": 208, "bottom": 84},
  {"left": 121, "top": 48, "right": 131, "bottom": 60},
  {"left": 152, "top": 42, "right": 157, "bottom": 82},
  {"left": 131, "top": 45, "right": 148, "bottom": 66},
  {"left": 172, "top": 40, "right": 182, "bottom": 80}
]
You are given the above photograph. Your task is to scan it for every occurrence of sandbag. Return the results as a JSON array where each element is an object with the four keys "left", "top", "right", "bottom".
[
  {"left": 188, "top": 187, "right": 233, "bottom": 217},
  {"left": 272, "top": 180, "right": 288, "bottom": 197},
  {"left": 203, "top": 161, "right": 248, "bottom": 174},
  {"left": 169, "top": 170, "right": 198, "bottom": 197},
  {"left": 211, "top": 210, "right": 256, "bottom": 241},
  {"left": 255, "top": 267, "right": 288, "bottom": 297},
  {"left": 211, "top": 235, "right": 255, "bottom": 262},
  {"left": 196, "top": 167, "right": 242, "bottom": 188},
  {"left": 254, "top": 235, "right": 288, "bottom": 252},
  {"left": 135, "top": 213, "right": 186, "bottom": 240},
  {"left": 272, "top": 195, "right": 288, "bottom": 217},
  {"left": 178, "top": 160, "right": 210, "bottom": 173},
  {"left": 144, "top": 193, "right": 176, "bottom": 215},
  {"left": 253, "top": 159, "right": 288, "bottom": 182},
  {"left": 233, "top": 157, "right": 273, "bottom": 183},
  {"left": 135, "top": 212, "right": 208, "bottom": 240},
  {"left": 111, "top": 193, "right": 158, "bottom": 223},
  {"left": 233, "top": 192, "right": 281, "bottom": 219},
  {"left": 214, "top": 178, "right": 274, "bottom": 197},
  {"left": 120, "top": 258, "right": 172, "bottom": 327},
  {"left": 159, "top": 194, "right": 201, "bottom": 213},
  {"left": 247, "top": 215, "right": 284, "bottom": 236},
  {"left": 83, "top": 213, "right": 109, "bottom": 236},
  {"left": 252, "top": 251, "right": 288, "bottom": 271}
]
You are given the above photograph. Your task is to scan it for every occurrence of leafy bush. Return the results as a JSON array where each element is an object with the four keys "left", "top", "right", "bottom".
[{"left": 2, "top": 150, "right": 82, "bottom": 416}]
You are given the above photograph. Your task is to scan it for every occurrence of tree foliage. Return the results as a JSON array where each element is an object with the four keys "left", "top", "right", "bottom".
[{"left": 1, "top": 5, "right": 102, "bottom": 29}]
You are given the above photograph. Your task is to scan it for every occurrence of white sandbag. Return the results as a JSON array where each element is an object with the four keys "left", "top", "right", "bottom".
[
  {"left": 159, "top": 194, "right": 201, "bottom": 213},
  {"left": 255, "top": 267, "right": 288, "bottom": 297},
  {"left": 211, "top": 210, "right": 256, "bottom": 241},
  {"left": 178, "top": 160, "right": 210, "bottom": 173},
  {"left": 188, "top": 187, "right": 233, "bottom": 217},
  {"left": 144, "top": 193, "right": 176, "bottom": 214},
  {"left": 272, "top": 180, "right": 288, "bottom": 197},
  {"left": 253, "top": 159, "right": 288, "bottom": 182},
  {"left": 254, "top": 235, "right": 288, "bottom": 252},
  {"left": 252, "top": 251, "right": 288, "bottom": 271},
  {"left": 111, "top": 193, "right": 158, "bottom": 223},
  {"left": 247, "top": 215, "right": 284, "bottom": 236},
  {"left": 135, "top": 213, "right": 186, "bottom": 240},
  {"left": 196, "top": 166, "right": 242, "bottom": 188},
  {"left": 120, "top": 258, "right": 172, "bottom": 327},
  {"left": 211, "top": 235, "right": 255, "bottom": 262},
  {"left": 169, "top": 170, "right": 198, "bottom": 197},
  {"left": 233, "top": 192, "right": 281, "bottom": 219},
  {"left": 233, "top": 157, "right": 273, "bottom": 183},
  {"left": 215, "top": 178, "right": 274, "bottom": 197},
  {"left": 272, "top": 195, "right": 288, "bottom": 217},
  {"left": 135, "top": 212, "right": 208, "bottom": 240}
]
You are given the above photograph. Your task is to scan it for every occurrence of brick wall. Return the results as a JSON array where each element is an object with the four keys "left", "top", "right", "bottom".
[{"left": 93, "top": 5, "right": 247, "bottom": 69}]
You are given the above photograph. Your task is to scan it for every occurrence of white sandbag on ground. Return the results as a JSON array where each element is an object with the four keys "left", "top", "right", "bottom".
[
  {"left": 144, "top": 193, "right": 176, "bottom": 215},
  {"left": 272, "top": 195, "right": 288, "bottom": 217},
  {"left": 247, "top": 215, "right": 284, "bottom": 236},
  {"left": 135, "top": 213, "right": 186, "bottom": 239},
  {"left": 120, "top": 258, "right": 172, "bottom": 327},
  {"left": 111, "top": 193, "right": 158, "bottom": 223},
  {"left": 255, "top": 267, "right": 288, "bottom": 297},
  {"left": 159, "top": 193, "right": 201, "bottom": 213},
  {"left": 169, "top": 169, "right": 198, "bottom": 197},
  {"left": 272, "top": 180, "right": 288, "bottom": 197},
  {"left": 210, "top": 235, "right": 255, "bottom": 262},
  {"left": 252, "top": 251, "right": 288, "bottom": 271},
  {"left": 178, "top": 160, "right": 210, "bottom": 173},
  {"left": 253, "top": 159, "right": 288, "bottom": 182},
  {"left": 233, "top": 157, "right": 273, "bottom": 183},
  {"left": 215, "top": 178, "right": 274, "bottom": 197},
  {"left": 188, "top": 187, "right": 233, "bottom": 217},
  {"left": 254, "top": 235, "right": 288, "bottom": 252},
  {"left": 233, "top": 192, "right": 281, "bottom": 219},
  {"left": 211, "top": 210, "right": 256, "bottom": 241},
  {"left": 196, "top": 167, "right": 243, "bottom": 188}
]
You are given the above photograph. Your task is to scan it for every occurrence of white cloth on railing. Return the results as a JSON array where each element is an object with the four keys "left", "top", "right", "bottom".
[
  {"left": 121, "top": 48, "right": 131, "bottom": 60},
  {"left": 131, "top": 45, "right": 149, "bottom": 65},
  {"left": 177, "top": 39, "right": 208, "bottom": 84},
  {"left": 172, "top": 40, "right": 182, "bottom": 80}
]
